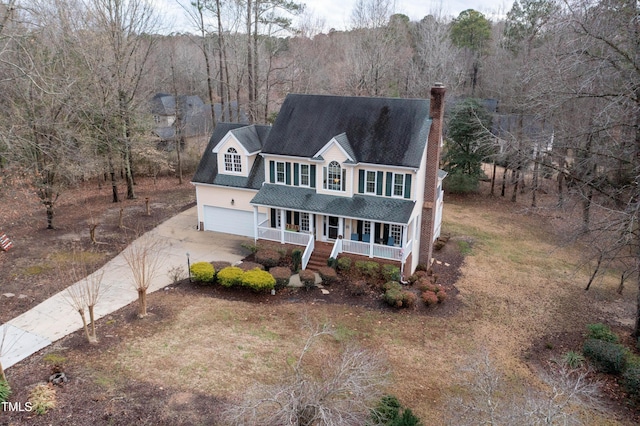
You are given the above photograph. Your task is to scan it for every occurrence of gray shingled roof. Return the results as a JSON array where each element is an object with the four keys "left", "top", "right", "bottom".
[
  {"left": 229, "top": 125, "right": 268, "bottom": 153},
  {"left": 331, "top": 133, "right": 357, "bottom": 161},
  {"left": 192, "top": 123, "right": 269, "bottom": 190},
  {"left": 251, "top": 184, "right": 415, "bottom": 224},
  {"left": 262, "top": 94, "right": 432, "bottom": 168}
]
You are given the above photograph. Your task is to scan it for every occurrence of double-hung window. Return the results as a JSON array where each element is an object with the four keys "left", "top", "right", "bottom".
[
  {"left": 390, "top": 224, "right": 402, "bottom": 246},
  {"left": 393, "top": 173, "right": 404, "bottom": 197},
  {"left": 365, "top": 171, "right": 377, "bottom": 194},
  {"left": 276, "top": 161, "right": 286, "bottom": 184},
  {"left": 224, "top": 147, "right": 242, "bottom": 173},
  {"left": 300, "top": 164, "right": 310, "bottom": 187}
]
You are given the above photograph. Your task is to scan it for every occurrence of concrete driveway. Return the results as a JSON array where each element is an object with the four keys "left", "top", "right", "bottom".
[{"left": 0, "top": 206, "right": 250, "bottom": 370}]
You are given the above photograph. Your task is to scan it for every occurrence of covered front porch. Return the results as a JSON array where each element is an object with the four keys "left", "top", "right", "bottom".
[{"left": 251, "top": 184, "right": 418, "bottom": 274}]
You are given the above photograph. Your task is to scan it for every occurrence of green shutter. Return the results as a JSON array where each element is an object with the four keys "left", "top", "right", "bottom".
[
  {"left": 286, "top": 162, "right": 292, "bottom": 185},
  {"left": 269, "top": 161, "right": 275, "bottom": 183},
  {"left": 286, "top": 210, "right": 292, "bottom": 224},
  {"left": 294, "top": 212, "right": 300, "bottom": 225},
  {"left": 376, "top": 171, "right": 383, "bottom": 195},
  {"left": 270, "top": 209, "right": 276, "bottom": 227},
  {"left": 342, "top": 169, "right": 346, "bottom": 191},
  {"left": 358, "top": 170, "right": 364, "bottom": 193},
  {"left": 404, "top": 174, "right": 412, "bottom": 199},
  {"left": 293, "top": 163, "right": 299, "bottom": 186},
  {"left": 385, "top": 172, "right": 392, "bottom": 196},
  {"left": 323, "top": 167, "right": 327, "bottom": 189},
  {"left": 310, "top": 165, "right": 316, "bottom": 188}
]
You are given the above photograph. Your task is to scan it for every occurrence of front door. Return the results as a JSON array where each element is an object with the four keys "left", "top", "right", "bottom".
[{"left": 324, "top": 215, "right": 339, "bottom": 240}]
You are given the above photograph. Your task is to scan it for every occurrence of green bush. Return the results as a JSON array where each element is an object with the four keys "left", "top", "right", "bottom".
[
  {"left": 318, "top": 266, "right": 338, "bottom": 285},
  {"left": 255, "top": 249, "right": 281, "bottom": 269},
  {"left": 383, "top": 282, "right": 415, "bottom": 309},
  {"left": 299, "top": 269, "right": 316, "bottom": 289},
  {"left": 337, "top": 257, "right": 351, "bottom": 272},
  {"left": 269, "top": 266, "right": 292, "bottom": 289},
  {"left": 586, "top": 323, "right": 619, "bottom": 343},
  {"left": 623, "top": 364, "right": 640, "bottom": 400},
  {"left": 583, "top": 338, "right": 627, "bottom": 374},
  {"left": 189, "top": 261, "right": 215, "bottom": 283},
  {"left": 291, "top": 249, "right": 302, "bottom": 272},
  {"left": 241, "top": 268, "right": 276, "bottom": 292},
  {"left": 327, "top": 257, "right": 338, "bottom": 269},
  {"left": 217, "top": 266, "right": 244, "bottom": 288},
  {"left": 563, "top": 351, "right": 586, "bottom": 369},
  {"left": 443, "top": 170, "right": 479, "bottom": 194},
  {"left": 0, "top": 380, "right": 11, "bottom": 403},
  {"left": 371, "top": 394, "right": 423, "bottom": 426},
  {"left": 382, "top": 264, "right": 401, "bottom": 282},
  {"left": 356, "top": 260, "right": 380, "bottom": 278}
]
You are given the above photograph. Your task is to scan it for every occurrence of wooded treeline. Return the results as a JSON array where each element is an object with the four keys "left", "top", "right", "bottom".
[{"left": 0, "top": 0, "right": 639, "bottom": 332}]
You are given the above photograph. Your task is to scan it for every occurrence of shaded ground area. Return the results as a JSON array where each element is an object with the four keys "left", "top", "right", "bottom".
[{"left": 0, "top": 176, "right": 196, "bottom": 323}]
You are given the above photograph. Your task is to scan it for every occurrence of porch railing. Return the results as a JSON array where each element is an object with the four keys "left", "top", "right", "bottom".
[
  {"left": 301, "top": 235, "right": 314, "bottom": 270},
  {"left": 341, "top": 239, "right": 405, "bottom": 261},
  {"left": 330, "top": 238, "right": 343, "bottom": 260},
  {"left": 284, "top": 231, "right": 312, "bottom": 246},
  {"left": 257, "top": 222, "right": 312, "bottom": 247}
]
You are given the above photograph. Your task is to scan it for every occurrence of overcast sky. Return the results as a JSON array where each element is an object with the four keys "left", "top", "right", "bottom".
[{"left": 154, "top": 0, "right": 510, "bottom": 34}]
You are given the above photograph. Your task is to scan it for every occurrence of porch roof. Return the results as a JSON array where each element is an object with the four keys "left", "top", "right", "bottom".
[{"left": 251, "top": 184, "right": 415, "bottom": 224}]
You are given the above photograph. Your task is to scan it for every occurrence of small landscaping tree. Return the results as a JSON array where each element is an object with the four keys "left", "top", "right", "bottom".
[{"left": 122, "top": 235, "right": 165, "bottom": 318}]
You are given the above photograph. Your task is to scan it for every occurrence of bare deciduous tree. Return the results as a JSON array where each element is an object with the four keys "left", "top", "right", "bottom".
[
  {"left": 122, "top": 234, "right": 164, "bottom": 318},
  {"left": 221, "top": 322, "right": 390, "bottom": 425}
]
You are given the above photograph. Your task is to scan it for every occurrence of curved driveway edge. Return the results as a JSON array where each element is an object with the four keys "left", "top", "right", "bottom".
[{"left": 0, "top": 206, "right": 249, "bottom": 370}]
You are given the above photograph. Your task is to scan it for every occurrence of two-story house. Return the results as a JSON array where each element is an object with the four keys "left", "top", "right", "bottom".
[{"left": 192, "top": 85, "right": 446, "bottom": 276}]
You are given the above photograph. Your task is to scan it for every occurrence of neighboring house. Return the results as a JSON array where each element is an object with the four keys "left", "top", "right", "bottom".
[
  {"left": 192, "top": 85, "right": 447, "bottom": 276},
  {"left": 150, "top": 93, "right": 247, "bottom": 150}
]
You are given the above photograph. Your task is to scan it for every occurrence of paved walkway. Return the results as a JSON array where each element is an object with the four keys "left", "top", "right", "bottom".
[{"left": 0, "top": 207, "right": 248, "bottom": 371}]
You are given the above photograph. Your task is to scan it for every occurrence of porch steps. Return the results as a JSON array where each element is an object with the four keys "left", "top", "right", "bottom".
[{"left": 305, "top": 242, "right": 333, "bottom": 271}]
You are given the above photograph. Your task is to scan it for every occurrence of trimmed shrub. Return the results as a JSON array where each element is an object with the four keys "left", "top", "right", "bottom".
[
  {"left": 350, "top": 280, "right": 367, "bottom": 296},
  {"left": 337, "top": 257, "right": 352, "bottom": 272},
  {"left": 436, "top": 289, "right": 447, "bottom": 303},
  {"left": 623, "top": 364, "right": 640, "bottom": 400},
  {"left": 415, "top": 263, "right": 429, "bottom": 272},
  {"left": 383, "top": 282, "right": 415, "bottom": 309},
  {"left": 299, "top": 270, "right": 316, "bottom": 289},
  {"left": 0, "top": 380, "right": 11, "bottom": 403},
  {"left": 318, "top": 266, "right": 338, "bottom": 285},
  {"left": 586, "top": 323, "right": 619, "bottom": 343},
  {"left": 270, "top": 266, "right": 292, "bottom": 289},
  {"left": 421, "top": 291, "right": 438, "bottom": 306},
  {"left": 356, "top": 260, "right": 380, "bottom": 278},
  {"left": 217, "top": 266, "right": 244, "bottom": 288},
  {"left": 255, "top": 249, "right": 281, "bottom": 269},
  {"left": 241, "top": 268, "right": 276, "bottom": 292},
  {"left": 417, "top": 279, "right": 437, "bottom": 293},
  {"left": 327, "top": 257, "right": 338, "bottom": 269},
  {"left": 408, "top": 270, "right": 428, "bottom": 284},
  {"left": 189, "top": 261, "right": 215, "bottom": 283},
  {"left": 402, "top": 291, "right": 417, "bottom": 308},
  {"left": 382, "top": 264, "right": 401, "bottom": 282},
  {"left": 237, "top": 261, "right": 264, "bottom": 271},
  {"left": 291, "top": 249, "right": 302, "bottom": 272},
  {"left": 583, "top": 338, "right": 627, "bottom": 374}
]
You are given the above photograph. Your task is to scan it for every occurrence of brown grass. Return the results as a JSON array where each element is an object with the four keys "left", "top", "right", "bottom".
[{"left": 82, "top": 193, "right": 637, "bottom": 424}]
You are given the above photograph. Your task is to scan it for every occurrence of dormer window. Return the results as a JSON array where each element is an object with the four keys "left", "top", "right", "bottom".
[
  {"left": 224, "top": 147, "right": 242, "bottom": 173},
  {"left": 324, "top": 161, "right": 345, "bottom": 191}
]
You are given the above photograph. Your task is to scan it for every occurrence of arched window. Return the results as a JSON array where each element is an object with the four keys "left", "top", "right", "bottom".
[
  {"left": 224, "top": 147, "right": 242, "bottom": 172},
  {"left": 326, "top": 161, "right": 342, "bottom": 191}
]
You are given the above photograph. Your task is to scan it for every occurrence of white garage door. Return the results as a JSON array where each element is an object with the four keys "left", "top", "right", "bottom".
[{"left": 203, "top": 206, "right": 264, "bottom": 238}]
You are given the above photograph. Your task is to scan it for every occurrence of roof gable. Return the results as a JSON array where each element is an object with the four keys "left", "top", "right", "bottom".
[
  {"left": 313, "top": 133, "right": 356, "bottom": 162},
  {"left": 262, "top": 94, "right": 432, "bottom": 168}
]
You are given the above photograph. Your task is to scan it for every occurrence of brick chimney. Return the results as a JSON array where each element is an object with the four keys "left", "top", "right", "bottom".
[{"left": 419, "top": 83, "right": 446, "bottom": 268}]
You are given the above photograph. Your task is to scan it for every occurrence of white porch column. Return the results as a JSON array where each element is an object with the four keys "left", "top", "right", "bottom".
[
  {"left": 253, "top": 206, "right": 259, "bottom": 243},
  {"left": 401, "top": 224, "right": 408, "bottom": 278},
  {"left": 309, "top": 213, "right": 315, "bottom": 238},
  {"left": 338, "top": 217, "right": 344, "bottom": 239},
  {"left": 280, "top": 209, "right": 285, "bottom": 244},
  {"left": 369, "top": 222, "right": 375, "bottom": 258}
]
